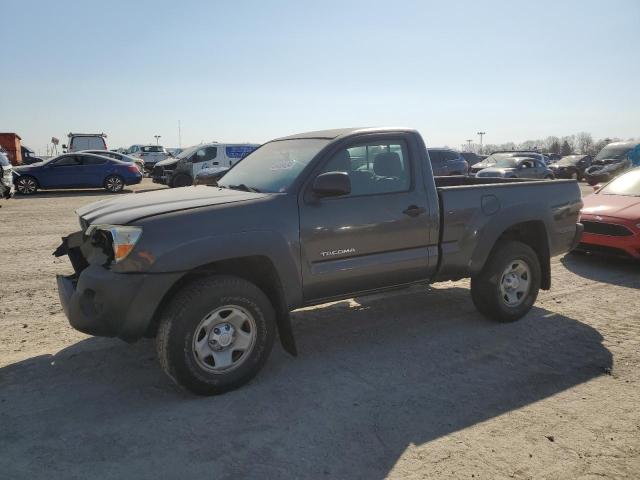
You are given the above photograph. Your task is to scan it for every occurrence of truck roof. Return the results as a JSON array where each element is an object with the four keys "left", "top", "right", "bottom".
[
  {"left": 68, "top": 132, "right": 107, "bottom": 138},
  {"left": 275, "top": 127, "right": 417, "bottom": 141}
]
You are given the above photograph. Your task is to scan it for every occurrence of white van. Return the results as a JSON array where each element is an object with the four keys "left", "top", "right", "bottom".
[
  {"left": 151, "top": 142, "right": 259, "bottom": 187},
  {"left": 64, "top": 133, "right": 107, "bottom": 152}
]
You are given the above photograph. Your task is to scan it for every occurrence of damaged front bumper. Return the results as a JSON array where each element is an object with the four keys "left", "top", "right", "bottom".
[{"left": 55, "top": 232, "right": 182, "bottom": 341}]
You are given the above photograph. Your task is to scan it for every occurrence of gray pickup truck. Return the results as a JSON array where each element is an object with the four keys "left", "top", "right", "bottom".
[{"left": 55, "top": 128, "right": 584, "bottom": 395}]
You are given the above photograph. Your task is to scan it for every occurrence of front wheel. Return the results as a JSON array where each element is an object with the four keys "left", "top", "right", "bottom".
[
  {"left": 156, "top": 275, "right": 276, "bottom": 395},
  {"left": 171, "top": 174, "right": 192, "bottom": 188},
  {"left": 104, "top": 175, "right": 124, "bottom": 193},
  {"left": 471, "top": 240, "right": 541, "bottom": 322},
  {"left": 15, "top": 176, "right": 38, "bottom": 195}
]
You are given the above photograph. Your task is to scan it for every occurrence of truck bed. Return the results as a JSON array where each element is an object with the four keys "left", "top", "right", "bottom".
[{"left": 433, "top": 177, "right": 583, "bottom": 282}]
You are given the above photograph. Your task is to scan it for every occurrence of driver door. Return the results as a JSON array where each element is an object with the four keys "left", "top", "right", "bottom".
[
  {"left": 191, "top": 146, "right": 219, "bottom": 177},
  {"left": 43, "top": 155, "right": 83, "bottom": 188},
  {"left": 299, "top": 136, "right": 433, "bottom": 302}
]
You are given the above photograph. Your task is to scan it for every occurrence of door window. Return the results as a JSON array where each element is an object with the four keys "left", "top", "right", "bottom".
[
  {"left": 82, "top": 156, "right": 107, "bottom": 165},
  {"left": 194, "top": 146, "right": 218, "bottom": 163},
  {"left": 320, "top": 141, "right": 410, "bottom": 196},
  {"left": 428, "top": 150, "right": 446, "bottom": 165},
  {"left": 51, "top": 156, "right": 81, "bottom": 167},
  {"left": 444, "top": 151, "right": 460, "bottom": 162}
]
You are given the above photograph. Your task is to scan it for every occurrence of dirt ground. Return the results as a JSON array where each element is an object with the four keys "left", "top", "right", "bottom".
[{"left": 0, "top": 179, "right": 638, "bottom": 479}]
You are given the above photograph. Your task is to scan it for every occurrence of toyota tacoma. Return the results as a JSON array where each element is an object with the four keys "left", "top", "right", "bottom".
[{"left": 55, "top": 128, "right": 584, "bottom": 395}]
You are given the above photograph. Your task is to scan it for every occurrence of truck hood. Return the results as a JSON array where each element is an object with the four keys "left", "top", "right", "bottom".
[
  {"left": 154, "top": 157, "right": 179, "bottom": 167},
  {"left": 76, "top": 186, "right": 268, "bottom": 225},
  {"left": 582, "top": 193, "right": 640, "bottom": 220}
]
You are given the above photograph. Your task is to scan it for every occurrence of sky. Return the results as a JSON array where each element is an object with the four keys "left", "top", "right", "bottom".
[{"left": 1, "top": 0, "right": 639, "bottom": 154}]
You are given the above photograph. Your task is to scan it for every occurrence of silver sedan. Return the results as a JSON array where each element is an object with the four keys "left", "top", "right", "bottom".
[{"left": 476, "top": 156, "right": 555, "bottom": 179}]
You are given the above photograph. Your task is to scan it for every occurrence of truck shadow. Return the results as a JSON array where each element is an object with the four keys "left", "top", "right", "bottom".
[
  {"left": 560, "top": 252, "right": 640, "bottom": 288},
  {"left": 0, "top": 286, "right": 611, "bottom": 479}
]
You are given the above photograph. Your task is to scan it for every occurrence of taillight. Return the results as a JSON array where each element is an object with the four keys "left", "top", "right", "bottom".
[{"left": 127, "top": 165, "right": 139, "bottom": 173}]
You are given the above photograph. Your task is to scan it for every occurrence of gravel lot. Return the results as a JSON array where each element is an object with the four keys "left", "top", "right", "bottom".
[{"left": 1, "top": 179, "right": 638, "bottom": 479}]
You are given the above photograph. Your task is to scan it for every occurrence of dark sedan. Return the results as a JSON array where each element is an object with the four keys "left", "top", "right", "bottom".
[
  {"left": 427, "top": 148, "right": 469, "bottom": 176},
  {"left": 13, "top": 153, "right": 142, "bottom": 195},
  {"left": 549, "top": 154, "right": 592, "bottom": 180},
  {"left": 584, "top": 141, "right": 640, "bottom": 186}
]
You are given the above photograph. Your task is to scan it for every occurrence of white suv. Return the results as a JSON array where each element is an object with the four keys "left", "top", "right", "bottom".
[
  {"left": 129, "top": 145, "right": 169, "bottom": 172},
  {"left": 64, "top": 133, "right": 107, "bottom": 152}
]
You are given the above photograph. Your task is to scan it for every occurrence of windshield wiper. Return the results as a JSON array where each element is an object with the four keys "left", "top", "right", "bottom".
[{"left": 228, "top": 184, "right": 260, "bottom": 193}]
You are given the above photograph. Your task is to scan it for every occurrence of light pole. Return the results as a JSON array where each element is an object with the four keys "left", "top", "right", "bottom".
[
  {"left": 477, "top": 131, "right": 486, "bottom": 153},
  {"left": 154, "top": 135, "right": 161, "bottom": 145},
  {"left": 466, "top": 139, "right": 473, "bottom": 151}
]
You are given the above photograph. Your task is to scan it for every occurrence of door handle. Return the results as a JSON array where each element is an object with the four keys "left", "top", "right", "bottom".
[{"left": 403, "top": 205, "right": 426, "bottom": 217}]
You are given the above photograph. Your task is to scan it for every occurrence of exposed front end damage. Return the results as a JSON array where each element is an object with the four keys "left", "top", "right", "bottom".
[{"left": 54, "top": 227, "right": 182, "bottom": 341}]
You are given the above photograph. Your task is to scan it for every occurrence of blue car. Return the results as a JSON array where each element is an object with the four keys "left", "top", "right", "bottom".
[{"left": 13, "top": 153, "right": 142, "bottom": 195}]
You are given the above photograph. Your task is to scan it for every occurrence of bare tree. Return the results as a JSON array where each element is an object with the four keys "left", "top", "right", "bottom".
[{"left": 575, "top": 132, "right": 593, "bottom": 155}]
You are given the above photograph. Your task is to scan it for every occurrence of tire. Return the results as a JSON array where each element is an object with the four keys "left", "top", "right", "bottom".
[
  {"left": 171, "top": 174, "right": 192, "bottom": 188},
  {"left": 156, "top": 275, "right": 276, "bottom": 395},
  {"left": 570, "top": 171, "right": 579, "bottom": 180},
  {"left": 470, "top": 240, "right": 541, "bottom": 322},
  {"left": 15, "top": 176, "right": 38, "bottom": 195},
  {"left": 104, "top": 174, "right": 124, "bottom": 193}
]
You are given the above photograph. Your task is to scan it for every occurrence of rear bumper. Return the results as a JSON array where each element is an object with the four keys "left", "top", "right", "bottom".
[
  {"left": 57, "top": 265, "right": 182, "bottom": 341},
  {"left": 126, "top": 174, "right": 143, "bottom": 186},
  {"left": 570, "top": 223, "right": 584, "bottom": 251}
]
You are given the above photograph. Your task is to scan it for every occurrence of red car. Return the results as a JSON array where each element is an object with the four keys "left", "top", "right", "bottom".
[{"left": 578, "top": 168, "right": 640, "bottom": 259}]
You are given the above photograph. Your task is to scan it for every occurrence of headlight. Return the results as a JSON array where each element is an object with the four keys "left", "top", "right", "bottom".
[{"left": 86, "top": 225, "right": 143, "bottom": 263}]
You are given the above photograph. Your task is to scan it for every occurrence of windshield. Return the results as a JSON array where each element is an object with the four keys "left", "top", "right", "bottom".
[
  {"left": 175, "top": 145, "right": 201, "bottom": 159},
  {"left": 595, "top": 144, "right": 633, "bottom": 161},
  {"left": 217, "top": 139, "right": 329, "bottom": 193},
  {"left": 494, "top": 158, "right": 518, "bottom": 168},
  {"left": 600, "top": 168, "right": 640, "bottom": 196},
  {"left": 142, "top": 145, "right": 164, "bottom": 153},
  {"left": 482, "top": 153, "right": 514, "bottom": 165},
  {"left": 557, "top": 155, "right": 584, "bottom": 166}
]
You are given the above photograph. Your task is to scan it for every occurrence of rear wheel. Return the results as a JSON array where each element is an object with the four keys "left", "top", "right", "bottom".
[
  {"left": 471, "top": 240, "right": 541, "bottom": 322},
  {"left": 156, "top": 275, "right": 276, "bottom": 395},
  {"left": 15, "top": 176, "right": 38, "bottom": 195},
  {"left": 104, "top": 175, "right": 124, "bottom": 193},
  {"left": 171, "top": 174, "right": 193, "bottom": 188}
]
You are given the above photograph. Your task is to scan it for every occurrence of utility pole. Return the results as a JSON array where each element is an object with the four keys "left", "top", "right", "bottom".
[
  {"left": 477, "top": 131, "right": 486, "bottom": 153},
  {"left": 154, "top": 135, "right": 161, "bottom": 145},
  {"left": 466, "top": 139, "right": 473, "bottom": 151},
  {"left": 178, "top": 120, "right": 181, "bottom": 148}
]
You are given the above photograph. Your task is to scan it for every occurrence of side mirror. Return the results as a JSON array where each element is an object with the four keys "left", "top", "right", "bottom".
[{"left": 312, "top": 171, "right": 351, "bottom": 197}]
